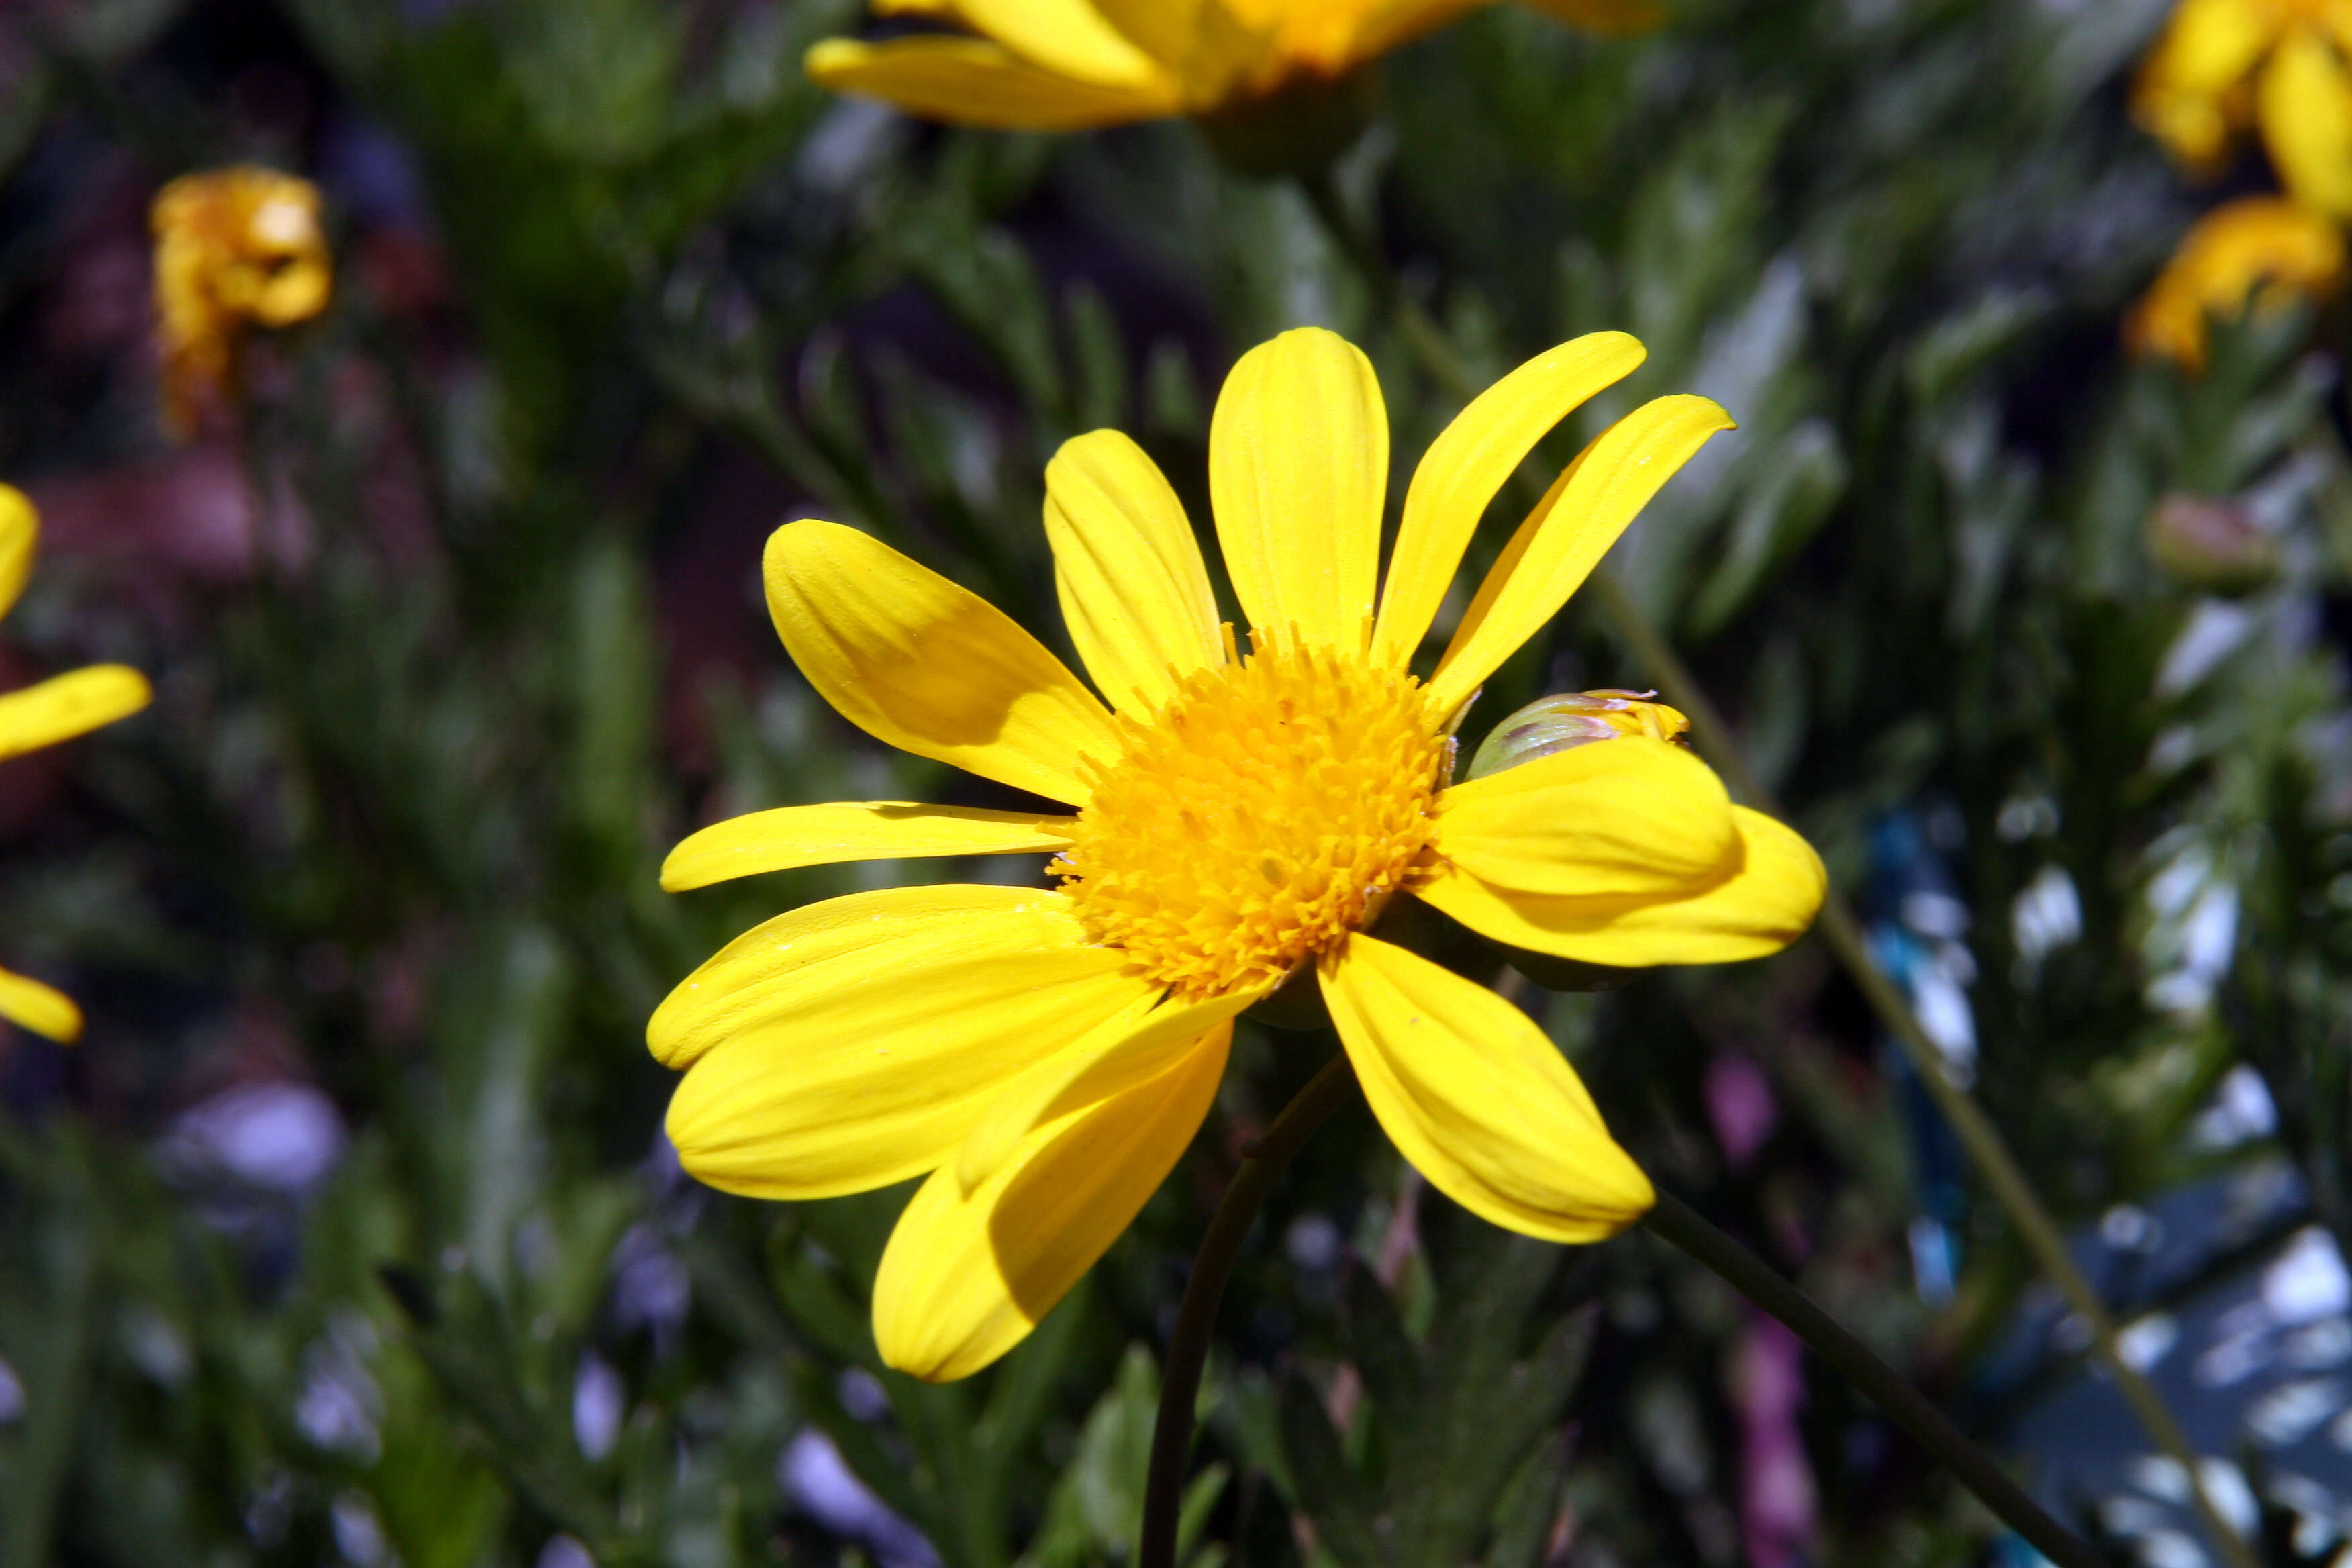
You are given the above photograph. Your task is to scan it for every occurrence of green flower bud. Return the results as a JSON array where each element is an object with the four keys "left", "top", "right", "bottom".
[
  {"left": 1465, "top": 691, "right": 1692, "bottom": 782},
  {"left": 2146, "top": 493, "right": 2282, "bottom": 596}
]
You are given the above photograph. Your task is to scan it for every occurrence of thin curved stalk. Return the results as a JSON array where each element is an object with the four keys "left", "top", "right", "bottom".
[
  {"left": 1293, "top": 166, "right": 2255, "bottom": 1568},
  {"left": 1645, "top": 1191, "right": 2102, "bottom": 1568},
  {"left": 1139, "top": 1054, "right": 1358, "bottom": 1568}
]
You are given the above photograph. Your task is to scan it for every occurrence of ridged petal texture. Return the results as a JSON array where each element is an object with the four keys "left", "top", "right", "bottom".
[
  {"left": 1320, "top": 932, "right": 1652, "bottom": 1242},
  {"left": 660, "top": 803, "right": 1073, "bottom": 891},
  {"left": 1433, "top": 734, "right": 1736, "bottom": 897},
  {"left": 1418, "top": 805, "right": 1826, "bottom": 967},
  {"left": 873, "top": 1028, "right": 1228, "bottom": 1381},
  {"left": 1044, "top": 430, "right": 1224, "bottom": 714},
  {"left": 1373, "top": 332, "right": 1645, "bottom": 670},
  {"left": 1210, "top": 328, "right": 1385, "bottom": 650},
  {"left": 764, "top": 522, "right": 1120, "bottom": 805},
  {"left": 1429, "top": 394, "right": 1732, "bottom": 715},
  {"left": 656, "top": 885, "right": 1157, "bottom": 1198}
]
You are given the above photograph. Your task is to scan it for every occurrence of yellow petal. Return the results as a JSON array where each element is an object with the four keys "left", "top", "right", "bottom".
[
  {"left": 1043, "top": 430, "right": 1224, "bottom": 714},
  {"left": 1087, "top": 0, "right": 1211, "bottom": 66},
  {"left": 874, "top": 0, "right": 1171, "bottom": 87},
  {"left": 0, "top": 665, "right": 152, "bottom": 763},
  {"left": 657, "top": 885, "right": 1158, "bottom": 1198},
  {"left": 874, "top": 1028, "right": 1228, "bottom": 1381},
  {"left": 1319, "top": 932, "right": 1652, "bottom": 1243},
  {"left": 1428, "top": 395, "right": 1732, "bottom": 717},
  {"left": 1513, "top": 0, "right": 1665, "bottom": 34},
  {"left": 2259, "top": 32, "right": 2352, "bottom": 220},
  {"left": 1371, "top": 332, "right": 1646, "bottom": 671},
  {"left": 805, "top": 37, "right": 1180, "bottom": 129},
  {"left": 1416, "top": 805, "right": 1825, "bottom": 967},
  {"left": 1433, "top": 735, "right": 1736, "bottom": 898},
  {"left": 2124, "top": 197, "right": 2347, "bottom": 373},
  {"left": 2131, "top": 0, "right": 2277, "bottom": 169},
  {"left": 0, "top": 964, "right": 80, "bottom": 1043},
  {"left": 659, "top": 802, "right": 1075, "bottom": 892},
  {"left": 764, "top": 521, "right": 1120, "bottom": 806},
  {"left": 954, "top": 987, "right": 1253, "bottom": 1196},
  {"left": 0, "top": 485, "right": 35, "bottom": 623},
  {"left": 1209, "top": 328, "right": 1387, "bottom": 652}
]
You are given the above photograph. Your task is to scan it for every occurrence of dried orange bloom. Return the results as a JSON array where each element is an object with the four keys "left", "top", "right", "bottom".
[
  {"left": 151, "top": 167, "right": 331, "bottom": 438},
  {"left": 2126, "top": 195, "right": 2346, "bottom": 371},
  {"left": 807, "top": 0, "right": 1661, "bottom": 131},
  {"left": 2133, "top": 0, "right": 2352, "bottom": 218},
  {"left": 0, "top": 486, "right": 150, "bottom": 1043},
  {"left": 652, "top": 327, "right": 1826, "bottom": 1382}
]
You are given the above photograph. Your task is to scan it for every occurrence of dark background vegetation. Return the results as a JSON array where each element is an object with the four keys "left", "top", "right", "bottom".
[{"left": 5, "top": 1, "right": 2352, "bottom": 1564}]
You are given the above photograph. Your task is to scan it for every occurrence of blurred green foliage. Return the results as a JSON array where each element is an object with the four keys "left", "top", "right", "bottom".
[{"left": 6, "top": 0, "right": 2352, "bottom": 1564}]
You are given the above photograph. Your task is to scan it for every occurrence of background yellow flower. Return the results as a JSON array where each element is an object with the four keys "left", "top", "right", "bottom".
[
  {"left": 2126, "top": 195, "right": 2346, "bottom": 370},
  {"left": 807, "top": 0, "right": 1661, "bottom": 130},
  {"left": 2135, "top": 0, "right": 2352, "bottom": 217},
  {"left": 151, "top": 167, "right": 332, "bottom": 439}
]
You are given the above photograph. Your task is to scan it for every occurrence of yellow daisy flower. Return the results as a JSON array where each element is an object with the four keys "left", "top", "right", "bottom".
[
  {"left": 151, "top": 167, "right": 332, "bottom": 440},
  {"left": 806, "top": 0, "right": 1661, "bottom": 132},
  {"left": 652, "top": 327, "right": 1825, "bottom": 1381},
  {"left": 0, "top": 485, "right": 151, "bottom": 1044},
  {"left": 2126, "top": 195, "right": 2347, "bottom": 371},
  {"left": 2133, "top": 0, "right": 2352, "bottom": 219}
]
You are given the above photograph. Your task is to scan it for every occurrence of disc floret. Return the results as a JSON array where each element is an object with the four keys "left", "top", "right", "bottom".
[{"left": 1055, "top": 635, "right": 1449, "bottom": 999}]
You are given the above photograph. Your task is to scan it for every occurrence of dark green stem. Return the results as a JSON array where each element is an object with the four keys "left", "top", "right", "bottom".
[
  {"left": 1645, "top": 1191, "right": 2101, "bottom": 1568},
  {"left": 1139, "top": 1054, "right": 1358, "bottom": 1568}
]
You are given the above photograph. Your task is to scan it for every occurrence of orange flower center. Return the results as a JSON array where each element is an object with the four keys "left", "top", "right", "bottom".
[{"left": 1055, "top": 635, "right": 1447, "bottom": 1000}]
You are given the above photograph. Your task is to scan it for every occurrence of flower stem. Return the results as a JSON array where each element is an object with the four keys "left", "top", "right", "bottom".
[
  {"left": 1139, "top": 1052, "right": 1357, "bottom": 1568},
  {"left": 1293, "top": 170, "right": 2257, "bottom": 1568},
  {"left": 1645, "top": 1190, "right": 2101, "bottom": 1568}
]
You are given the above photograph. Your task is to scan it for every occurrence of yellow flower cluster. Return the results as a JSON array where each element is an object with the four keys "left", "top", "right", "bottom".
[
  {"left": 150, "top": 167, "right": 332, "bottom": 438},
  {"left": 807, "top": 0, "right": 1660, "bottom": 130},
  {"left": 0, "top": 487, "right": 150, "bottom": 1044},
  {"left": 652, "top": 328, "right": 1825, "bottom": 1381},
  {"left": 2131, "top": 0, "right": 2352, "bottom": 368}
]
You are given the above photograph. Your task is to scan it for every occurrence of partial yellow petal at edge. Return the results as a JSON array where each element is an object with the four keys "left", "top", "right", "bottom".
[
  {"left": 0, "top": 665, "right": 152, "bottom": 763},
  {"left": 0, "top": 485, "right": 35, "bottom": 623},
  {"left": 1044, "top": 430, "right": 1224, "bottom": 715},
  {"left": 1320, "top": 932, "right": 1651, "bottom": 1244},
  {"left": 874, "top": 1028, "right": 1229, "bottom": 1381},
  {"left": 1373, "top": 331, "right": 1645, "bottom": 671},
  {"left": 658, "top": 885, "right": 1157, "bottom": 1199},
  {"left": 1416, "top": 805, "right": 1826, "bottom": 967},
  {"left": 1429, "top": 395, "right": 1732, "bottom": 717},
  {"left": 805, "top": 38, "right": 1180, "bottom": 130},
  {"left": 2130, "top": 0, "right": 2277, "bottom": 168},
  {"left": 2259, "top": 32, "right": 2352, "bottom": 221},
  {"left": 1209, "top": 328, "right": 1387, "bottom": 652},
  {"left": 764, "top": 521, "right": 1120, "bottom": 805},
  {"left": 0, "top": 965, "right": 80, "bottom": 1043},
  {"left": 660, "top": 802, "right": 1075, "bottom": 892},
  {"left": 875, "top": 0, "right": 1171, "bottom": 89}
]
